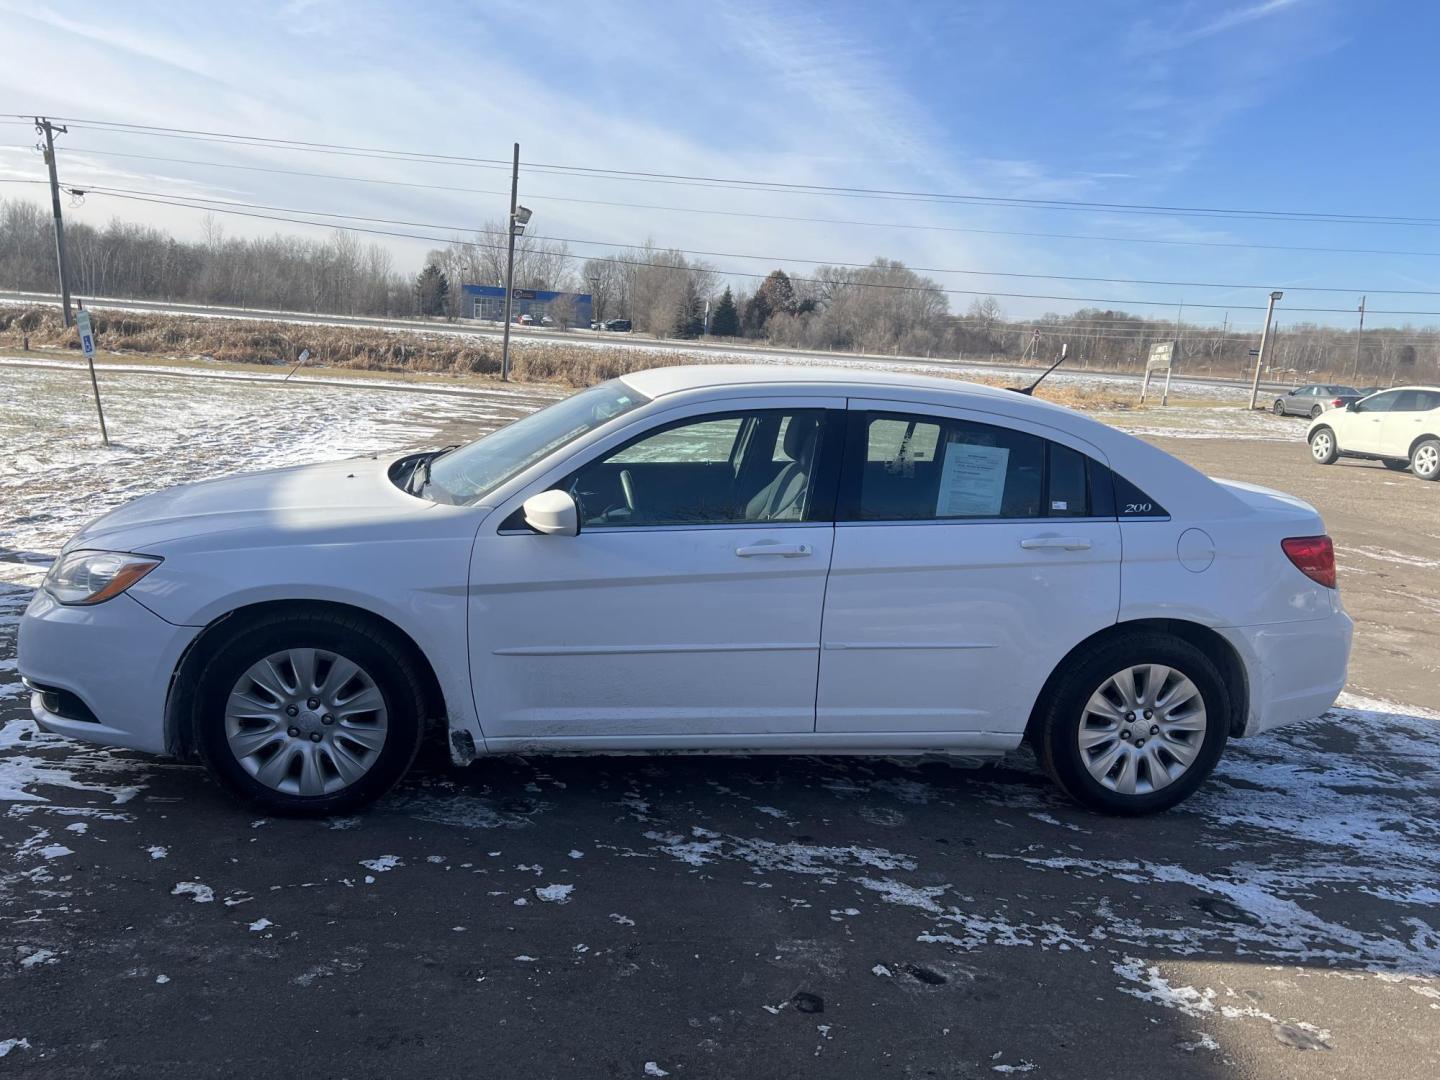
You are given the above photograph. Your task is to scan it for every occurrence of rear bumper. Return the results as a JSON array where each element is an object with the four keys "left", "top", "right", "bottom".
[
  {"left": 17, "top": 588, "right": 198, "bottom": 755},
  {"left": 1219, "top": 609, "right": 1353, "bottom": 738}
]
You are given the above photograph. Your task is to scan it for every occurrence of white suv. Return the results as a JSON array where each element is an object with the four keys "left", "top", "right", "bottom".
[{"left": 1307, "top": 386, "right": 1440, "bottom": 480}]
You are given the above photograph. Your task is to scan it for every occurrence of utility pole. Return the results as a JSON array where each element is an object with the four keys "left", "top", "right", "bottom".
[
  {"left": 36, "top": 117, "right": 74, "bottom": 327},
  {"left": 1351, "top": 296, "right": 1366, "bottom": 381},
  {"left": 500, "top": 142, "right": 520, "bottom": 381},
  {"left": 1248, "top": 290, "right": 1284, "bottom": 410}
]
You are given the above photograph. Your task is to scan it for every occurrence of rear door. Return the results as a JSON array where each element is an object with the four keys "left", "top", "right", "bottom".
[
  {"left": 1380, "top": 389, "right": 1440, "bottom": 457},
  {"left": 816, "top": 402, "right": 1121, "bottom": 736}
]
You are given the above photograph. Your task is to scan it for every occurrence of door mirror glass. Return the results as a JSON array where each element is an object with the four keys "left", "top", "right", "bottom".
[
  {"left": 1346, "top": 401, "right": 1359, "bottom": 412},
  {"left": 523, "top": 489, "right": 580, "bottom": 536}
]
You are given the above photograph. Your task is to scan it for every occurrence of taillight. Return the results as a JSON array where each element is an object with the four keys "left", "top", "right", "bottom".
[
  {"left": 1331, "top": 398, "right": 1344, "bottom": 408},
  {"left": 1282, "top": 535, "right": 1337, "bottom": 589}
]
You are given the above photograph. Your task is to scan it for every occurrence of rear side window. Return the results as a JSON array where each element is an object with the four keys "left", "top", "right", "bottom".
[
  {"left": 1047, "top": 443, "right": 1089, "bottom": 517},
  {"left": 844, "top": 412, "right": 1109, "bottom": 521}
]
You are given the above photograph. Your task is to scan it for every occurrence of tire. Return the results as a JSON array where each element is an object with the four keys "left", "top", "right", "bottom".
[
  {"left": 1382, "top": 459, "right": 1410, "bottom": 473},
  {"left": 1272, "top": 399, "right": 1286, "bottom": 415},
  {"left": 1412, "top": 438, "right": 1440, "bottom": 481},
  {"left": 1035, "top": 633, "right": 1229, "bottom": 815},
  {"left": 192, "top": 611, "right": 426, "bottom": 815},
  {"left": 1309, "top": 404, "right": 1324, "bottom": 419},
  {"left": 1309, "top": 426, "right": 1339, "bottom": 465}
]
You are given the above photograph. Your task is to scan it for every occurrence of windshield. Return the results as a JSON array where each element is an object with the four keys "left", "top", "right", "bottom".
[{"left": 420, "top": 379, "right": 649, "bottom": 503}]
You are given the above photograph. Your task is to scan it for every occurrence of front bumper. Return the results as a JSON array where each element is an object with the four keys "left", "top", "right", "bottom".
[
  {"left": 17, "top": 588, "right": 200, "bottom": 756},
  {"left": 1219, "top": 608, "right": 1354, "bottom": 738}
]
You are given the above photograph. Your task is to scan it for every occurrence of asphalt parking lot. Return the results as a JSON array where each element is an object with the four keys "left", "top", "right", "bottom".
[{"left": 2, "top": 389, "right": 1438, "bottom": 1079}]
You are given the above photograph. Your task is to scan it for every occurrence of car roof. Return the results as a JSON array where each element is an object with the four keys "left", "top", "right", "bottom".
[{"left": 622, "top": 363, "right": 1041, "bottom": 407}]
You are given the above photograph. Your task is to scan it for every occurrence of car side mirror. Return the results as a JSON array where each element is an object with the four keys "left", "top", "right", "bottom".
[
  {"left": 522, "top": 489, "right": 579, "bottom": 536},
  {"left": 1346, "top": 401, "right": 1360, "bottom": 413}
]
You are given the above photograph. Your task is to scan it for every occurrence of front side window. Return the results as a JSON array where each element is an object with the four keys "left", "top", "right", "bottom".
[
  {"left": 1360, "top": 390, "right": 1401, "bottom": 413},
  {"left": 565, "top": 409, "right": 830, "bottom": 527},
  {"left": 848, "top": 412, "right": 1048, "bottom": 520}
]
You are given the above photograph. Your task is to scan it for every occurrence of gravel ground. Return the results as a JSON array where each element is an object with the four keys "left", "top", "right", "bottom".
[{"left": 2, "top": 365, "right": 1437, "bottom": 1078}]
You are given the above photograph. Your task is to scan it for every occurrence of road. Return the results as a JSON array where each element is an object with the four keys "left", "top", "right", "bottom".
[
  {"left": 0, "top": 288, "right": 1293, "bottom": 396},
  {"left": 2, "top": 374, "right": 1437, "bottom": 1078}
]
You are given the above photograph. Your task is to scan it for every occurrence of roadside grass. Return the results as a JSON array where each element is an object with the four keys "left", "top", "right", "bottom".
[{"left": 0, "top": 304, "right": 1225, "bottom": 413}]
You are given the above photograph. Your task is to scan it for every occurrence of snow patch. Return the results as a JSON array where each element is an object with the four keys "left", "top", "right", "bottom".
[
  {"left": 536, "top": 883, "right": 574, "bottom": 904},
  {"left": 171, "top": 881, "right": 215, "bottom": 903}
]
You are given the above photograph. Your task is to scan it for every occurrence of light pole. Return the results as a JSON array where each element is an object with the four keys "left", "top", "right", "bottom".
[
  {"left": 499, "top": 141, "right": 532, "bottom": 382},
  {"left": 1248, "top": 290, "right": 1283, "bottom": 410}
]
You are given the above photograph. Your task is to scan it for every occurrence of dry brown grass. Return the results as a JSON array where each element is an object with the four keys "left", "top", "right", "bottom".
[{"left": 0, "top": 304, "right": 1178, "bottom": 410}]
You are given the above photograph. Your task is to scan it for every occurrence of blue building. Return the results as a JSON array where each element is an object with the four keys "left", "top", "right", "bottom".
[{"left": 461, "top": 284, "right": 593, "bottom": 328}]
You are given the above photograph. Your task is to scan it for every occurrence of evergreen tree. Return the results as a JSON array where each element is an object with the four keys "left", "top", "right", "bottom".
[
  {"left": 756, "top": 269, "right": 797, "bottom": 316},
  {"left": 414, "top": 263, "right": 450, "bottom": 316},
  {"left": 710, "top": 286, "right": 740, "bottom": 337},
  {"left": 742, "top": 291, "right": 772, "bottom": 337}
]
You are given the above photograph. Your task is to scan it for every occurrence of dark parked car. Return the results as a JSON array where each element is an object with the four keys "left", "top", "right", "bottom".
[
  {"left": 1272, "top": 383, "right": 1363, "bottom": 418},
  {"left": 603, "top": 319, "right": 632, "bottom": 332}
]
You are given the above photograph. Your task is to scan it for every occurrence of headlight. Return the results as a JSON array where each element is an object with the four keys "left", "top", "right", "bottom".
[{"left": 43, "top": 550, "right": 162, "bottom": 606}]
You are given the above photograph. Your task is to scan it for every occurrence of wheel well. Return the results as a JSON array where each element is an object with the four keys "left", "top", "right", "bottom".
[
  {"left": 1023, "top": 619, "right": 1250, "bottom": 744},
  {"left": 164, "top": 599, "right": 448, "bottom": 758},
  {"left": 1408, "top": 433, "right": 1439, "bottom": 458}
]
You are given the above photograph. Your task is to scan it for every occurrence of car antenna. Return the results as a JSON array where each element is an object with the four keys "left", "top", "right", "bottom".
[{"left": 1012, "top": 343, "right": 1067, "bottom": 395}]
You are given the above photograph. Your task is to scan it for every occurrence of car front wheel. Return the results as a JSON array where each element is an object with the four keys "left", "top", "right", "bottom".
[
  {"left": 1309, "top": 427, "right": 1339, "bottom": 464},
  {"left": 1413, "top": 438, "right": 1440, "bottom": 481},
  {"left": 192, "top": 611, "right": 426, "bottom": 814},
  {"left": 1272, "top": 399, "right": 1286, "bottom": 415},
  {"left": 1035, "top": 633, "right": 1228, "bottom": 814}
]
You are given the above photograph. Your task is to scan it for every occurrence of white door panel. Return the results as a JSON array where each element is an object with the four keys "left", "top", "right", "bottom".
[
  {"left": 818, "top": 520, "right": 1120, "bottom": 733},
  {"left": 471, "top": 526, "right": 833, "bottom": 737}
]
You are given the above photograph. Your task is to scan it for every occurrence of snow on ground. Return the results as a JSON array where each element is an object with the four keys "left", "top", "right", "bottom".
[{"left": 0, "top": 361, "right": 563, "bottom": 586}]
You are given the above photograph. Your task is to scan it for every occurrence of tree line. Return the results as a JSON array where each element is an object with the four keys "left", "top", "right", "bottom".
[{"left": 1, "top": 197, "right": 1436, "bottom": 383}]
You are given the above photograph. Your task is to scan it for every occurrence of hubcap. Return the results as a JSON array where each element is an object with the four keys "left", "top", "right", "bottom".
[
  {"left": 224, "top": 648, "right": 388, "bottom": 797},
  {"left": 1311, "top": 433, "right": 1332, "bottom": 459},
  {"left": 1077, "top": 664, "right": 1207, "bottom": 795},
  {"left": 1417, "top": 445, "right": 1439, "bottom": 477}
]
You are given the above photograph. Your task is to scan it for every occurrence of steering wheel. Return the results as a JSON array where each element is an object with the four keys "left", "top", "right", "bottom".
[{"left": 619, "top": 469, "right": 638, "bottom": 513}]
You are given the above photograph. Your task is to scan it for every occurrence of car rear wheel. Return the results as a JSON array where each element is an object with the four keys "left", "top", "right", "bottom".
[
  {"left": 1309, "top": 427, "right": 1339, "bottom": 464},
  {"left": 1272, "top": 399, "right": 1286, "bottom": 415},
  {"left": 1035, "top": 633, "right": 1228, "bottom": 814},
  {"left": 1309, "top": 404, "right": 1324, "bottom": 419},
  {"left": 1413, "top": 438, "right": 1440, "bottom": 481},
  {"left": 193, "top": 611, "right": 425, "bottom": 815}
]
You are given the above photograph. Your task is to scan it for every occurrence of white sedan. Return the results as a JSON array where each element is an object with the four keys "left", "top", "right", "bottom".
[
  {"left": 1306, "top": 385, "right": 1440, "bottom": 480},
  {"left": 19, "top": 367, "right": 1352, "bottom": 816}
]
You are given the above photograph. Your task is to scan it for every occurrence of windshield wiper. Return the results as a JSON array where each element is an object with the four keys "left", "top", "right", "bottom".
[{"left": 407, "top": 445, "right": 460, "bottom": 497}]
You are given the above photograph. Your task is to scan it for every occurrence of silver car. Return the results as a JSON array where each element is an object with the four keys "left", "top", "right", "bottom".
[{"left": 1273, "top": 384, "right": 1362, "bottom": 419}]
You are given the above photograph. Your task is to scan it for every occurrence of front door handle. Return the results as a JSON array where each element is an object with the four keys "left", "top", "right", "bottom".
[
  {"left": 736, "top": 542, "right": 812, "bottom": 558},
  {"left": 1020, "top": 536, "right": 1092, "bottom": 551}
]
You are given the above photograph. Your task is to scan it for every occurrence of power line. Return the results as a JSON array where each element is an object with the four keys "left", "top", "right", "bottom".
[
  {"left": 18, "top": 142, "right": 1440, "bottom": 263},
  {"left": 23, "top": 113, "right": 1440, "bottom": 228},
  {"left": 46, "top": 184, "right": 1440, "bottom": 319},
  {"left": 44, "top": 182, "right": 1440, "bottom": 300}
]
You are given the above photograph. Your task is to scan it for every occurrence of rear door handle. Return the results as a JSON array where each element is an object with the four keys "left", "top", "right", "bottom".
[
  {"left": 1020, "top": 536, "right": 1092, "bottom": 551},
  {"left": 736, "top": 542, "right": 812, "bottom": 558}
]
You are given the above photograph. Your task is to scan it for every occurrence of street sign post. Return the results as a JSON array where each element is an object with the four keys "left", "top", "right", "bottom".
[
  {"left": 1140, "top": 340, "right": 1176, "bottom": 405},
  {"left": 75, "top": 308, "right": 109, "bottom": 446}
]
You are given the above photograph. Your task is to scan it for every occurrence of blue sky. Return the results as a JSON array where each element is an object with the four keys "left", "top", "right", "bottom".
[{"left": 2, "top": 0, "right": 1438, "bottom": 330}]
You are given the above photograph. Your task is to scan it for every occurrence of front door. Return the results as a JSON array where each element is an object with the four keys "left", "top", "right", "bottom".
[
  {"left": 468, "top": 402, "right": 843, "bottom": 742},
  {"left": 1349, "top": 389, "right": 1401, "bottom": 454},
  {"left": 817, "top": 403, "right": 1121, "bottom": 736}
]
